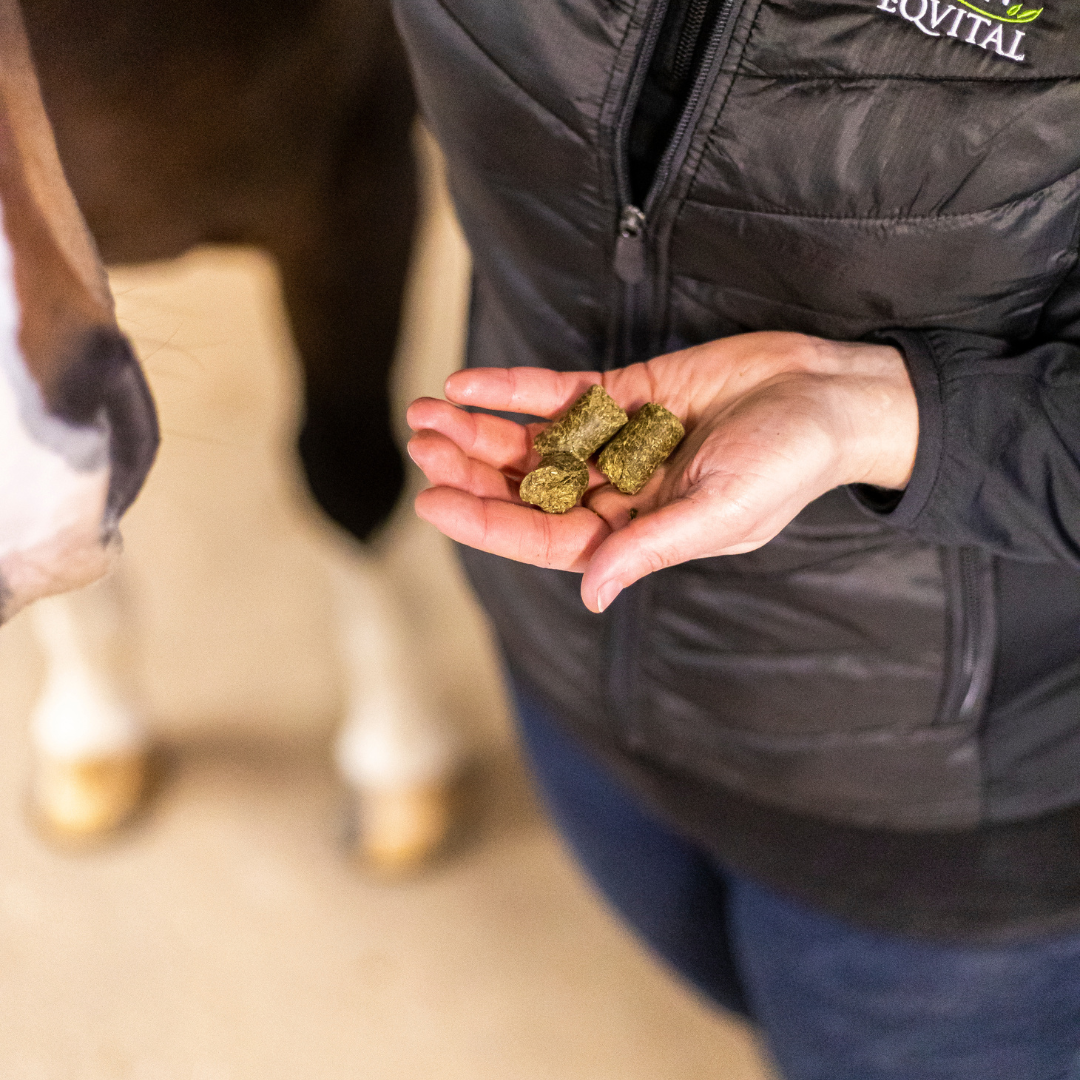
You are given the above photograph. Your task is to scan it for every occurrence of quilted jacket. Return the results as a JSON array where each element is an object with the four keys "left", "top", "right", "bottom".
[{"left": 395, "top": 0, "right": 1080, "bottom": 937}]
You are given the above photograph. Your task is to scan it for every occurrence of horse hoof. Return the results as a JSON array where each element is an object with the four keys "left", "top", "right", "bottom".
[
  {"left": 347, "top": 778, "right": 453, "bottom": 875},
  {"left": 31, "top": 751, "right": 147, "bottom": 843}
]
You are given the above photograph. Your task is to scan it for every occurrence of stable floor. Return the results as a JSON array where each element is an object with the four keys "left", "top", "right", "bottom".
[{"left": 0, "top": 139, "right": 774, "bottom": 1080}]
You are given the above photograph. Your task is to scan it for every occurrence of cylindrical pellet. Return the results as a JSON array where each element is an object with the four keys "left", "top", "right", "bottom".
[
  {"left": 519, "top": 452, "right": 589, "bottom": 514},
  {"left": 598, "top": 403, "right": 684, "bottom": 495},
  {"left": 533, "top": 385, "right": 628, "bottom": 461}
]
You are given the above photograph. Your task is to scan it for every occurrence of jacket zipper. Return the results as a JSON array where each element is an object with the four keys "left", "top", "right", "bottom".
[
  {"left": 610, "top": 0, "right": 670, "bottom": 292},
  {"left": 612, "top": 0, "right": 742, "bottom": 292},
  {"left": 606, "top": 0, "right": 745, "bottom": 741},
  {"left": 939, "top": 547, "right": 997, "bottom": 732},
  {"left": 673, "top": 0, "right": 715, "bottom": 84}
]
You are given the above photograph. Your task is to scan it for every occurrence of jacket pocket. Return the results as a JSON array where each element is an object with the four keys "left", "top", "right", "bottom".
[
  {"left": 606, "top": 492, "right": 994, "bottom": 829},
  {"left": 938, "top": 546, "right": 997, "bottom": 734}
]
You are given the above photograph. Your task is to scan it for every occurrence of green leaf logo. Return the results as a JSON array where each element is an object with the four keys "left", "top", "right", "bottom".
[{"left": 956, "top": 0, "right": 1042, "bottom": 20}]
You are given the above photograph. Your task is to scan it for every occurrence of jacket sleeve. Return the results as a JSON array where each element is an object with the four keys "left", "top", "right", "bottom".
[{"left": 851, "top": 258, "right": 1080, "bottom": 564}]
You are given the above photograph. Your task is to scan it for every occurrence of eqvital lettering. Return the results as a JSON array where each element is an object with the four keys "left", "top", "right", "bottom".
[{"left": 876, "top": 0, "right": 1028, "bottom": 61}]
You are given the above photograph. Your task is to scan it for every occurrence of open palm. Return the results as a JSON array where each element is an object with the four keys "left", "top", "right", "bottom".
[{"left": 406, "top": 331, "right": 917, "bottom": 613}]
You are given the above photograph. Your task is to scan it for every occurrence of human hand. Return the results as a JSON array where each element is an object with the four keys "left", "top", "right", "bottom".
[{"left": 406, "top": 332, "right": 918, "bottom": 613}]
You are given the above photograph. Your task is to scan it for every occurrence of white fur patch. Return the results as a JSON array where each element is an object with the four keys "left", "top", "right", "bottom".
[
  {"left": 0, "top": 201, "right": 113, "bottom": 617},
  {"left": 329, "top": 554, "right": 458, "bottom": 789}
]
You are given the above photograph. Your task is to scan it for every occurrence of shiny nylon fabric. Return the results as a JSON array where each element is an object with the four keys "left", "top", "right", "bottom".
[{"left": 394, "top": 0, "right": 1080, "bottom": 932}]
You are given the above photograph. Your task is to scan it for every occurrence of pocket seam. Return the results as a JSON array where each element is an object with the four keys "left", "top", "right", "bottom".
[{"left": 680, "top": 162, "right": 1080, "bottom": 224}]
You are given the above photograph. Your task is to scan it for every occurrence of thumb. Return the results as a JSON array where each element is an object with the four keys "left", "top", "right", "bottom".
[{"left": 580, "top": 489, "right": 762, "bottom": 612}]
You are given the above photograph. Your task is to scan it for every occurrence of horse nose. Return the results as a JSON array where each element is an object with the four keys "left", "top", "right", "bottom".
[{"left": 51, "top": 326, "right": 159, "bottom": 524}]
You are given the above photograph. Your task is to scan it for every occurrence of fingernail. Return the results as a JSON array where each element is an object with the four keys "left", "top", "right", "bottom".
[
  {"left": 595, "top": 581, "right": 622, "bottom": 613},
  {"left": 444, "top": 373, "right": 468, "bottom": 399}
]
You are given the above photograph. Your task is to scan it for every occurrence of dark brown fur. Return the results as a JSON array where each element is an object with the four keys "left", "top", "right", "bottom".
[{"left": 22, "top": 0, "right": 418, "bottom": 540}]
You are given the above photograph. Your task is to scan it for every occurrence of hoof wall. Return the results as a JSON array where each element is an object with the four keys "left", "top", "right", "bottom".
[
  {"left": 32, "top": 751, "right": 147, "bottom": 843},
  {"left": 348, "top": 779, "right": 453, "bottom": 875}
]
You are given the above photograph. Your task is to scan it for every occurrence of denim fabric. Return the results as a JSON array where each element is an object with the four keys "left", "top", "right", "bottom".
[
  {"left": 515, "top": 681, "right": 752, "bottom": 1017},
  {"left": 514, "top": 685, "right": 1080, "bottom": 1080}
]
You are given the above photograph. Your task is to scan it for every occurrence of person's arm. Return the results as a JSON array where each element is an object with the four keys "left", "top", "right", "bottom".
[{"left": 851, "top": 259, "right": 1080, "bottom": 564}]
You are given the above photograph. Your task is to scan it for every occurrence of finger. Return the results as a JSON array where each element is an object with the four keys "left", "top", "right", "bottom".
[
  {"left": 407, "top": 430, "right": 521, "bottom": 502},
  {"left": 444, "top": 367, "right": 607, "bottom": 418},
  {"left": 415, "top": 487, "right": 610, "bottom": 573},
  {"left": 579, "top": 487, "right": 766, "bottom": 613},
  {"left": 406, "top": 396, "right": 537, "bottom": 473}
]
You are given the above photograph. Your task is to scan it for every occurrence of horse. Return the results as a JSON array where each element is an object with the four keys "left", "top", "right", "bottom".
[{"left": 2, "top": 0, "right": 460, "bottom": 869}]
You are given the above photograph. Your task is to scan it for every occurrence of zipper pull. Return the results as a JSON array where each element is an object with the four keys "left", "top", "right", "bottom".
[{"left": 614, "top": 204, "right": 646, "bottom": 285}]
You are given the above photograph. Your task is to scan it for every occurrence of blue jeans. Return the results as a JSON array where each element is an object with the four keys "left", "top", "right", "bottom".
[{"left": 514, "top": 685, "right": 1080, "bottom": 1080}]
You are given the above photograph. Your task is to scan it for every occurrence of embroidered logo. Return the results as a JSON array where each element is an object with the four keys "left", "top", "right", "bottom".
[{"left": 875, "top": 0, "right": 1040, "bottom": 61}]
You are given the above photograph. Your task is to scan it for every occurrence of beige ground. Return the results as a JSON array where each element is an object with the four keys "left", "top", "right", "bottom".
[{"left": 0, "top": 141, "right": 775, "bottom": 1080}]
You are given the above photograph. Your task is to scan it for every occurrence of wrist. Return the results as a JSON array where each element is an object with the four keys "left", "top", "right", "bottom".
[{"left": 813, "top": 338, "right": 919, "bottom": 491}]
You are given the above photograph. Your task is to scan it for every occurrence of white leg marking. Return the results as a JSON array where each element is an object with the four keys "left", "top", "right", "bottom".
[
  {"left": 29, "top": 586, "right": 146, "bottom": 760},
  {"left": 329, "top": 544, "right": 459, "bottom": 791}
]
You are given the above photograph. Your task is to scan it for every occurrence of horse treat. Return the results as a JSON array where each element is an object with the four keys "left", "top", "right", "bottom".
[
  {"left": 533, "top": 385, "right": 628, "bottom": 460},
  {"left": 519, "top": 451, "right": 589, "bottom": 514},
  {"left": 521, "top": 386, "right": 686, "bottom": 511},
  {"left": 598, "top": 403, "right": 684, "bottom": 495}
]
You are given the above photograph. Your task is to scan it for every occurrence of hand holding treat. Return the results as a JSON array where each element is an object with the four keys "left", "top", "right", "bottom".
[{"left": 406, "top": 332, "right": 918, "bottom": 613}]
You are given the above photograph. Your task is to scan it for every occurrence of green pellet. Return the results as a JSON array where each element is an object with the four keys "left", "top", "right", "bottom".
[
  {"left": 598, "top": 403, "right": 684, "bottom": 495},
  {"left": 519, "top": 452, "right": 590, "bottom": 514},
  {"left": 533, "top": 385, "right": 628, "bottom": 461}
]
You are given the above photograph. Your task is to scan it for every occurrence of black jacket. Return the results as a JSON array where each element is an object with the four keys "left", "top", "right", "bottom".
[{"left": 394, "top": 0, "right": 1080, "bottom": 939}]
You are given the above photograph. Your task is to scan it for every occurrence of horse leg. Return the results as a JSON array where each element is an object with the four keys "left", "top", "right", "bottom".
[
  {"left": 28, "top": 574, "right": 148, "bottom": 840},
  {"left": 272, "top": 120, "right": 416, "bottom": 546},
  {"left": 268, "top": 125, "right": 459, "bottom": 869},
  {"left": 325, "top": 539, "right": 459, "bottom": 872}
]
